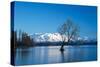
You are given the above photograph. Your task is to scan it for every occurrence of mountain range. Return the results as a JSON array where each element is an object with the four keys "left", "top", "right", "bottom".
[{"left": 30, "top": 33, "right": 96, "bottom": 43}]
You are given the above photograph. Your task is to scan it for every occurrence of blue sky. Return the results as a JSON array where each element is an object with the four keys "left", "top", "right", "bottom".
[{"left": 13, "top": 1, "right": 97, "bottom": 38}]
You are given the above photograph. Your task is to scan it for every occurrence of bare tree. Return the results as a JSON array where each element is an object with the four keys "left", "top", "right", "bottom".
[{"left": 58, "top": 18, "right": 79, "bottom": 51}]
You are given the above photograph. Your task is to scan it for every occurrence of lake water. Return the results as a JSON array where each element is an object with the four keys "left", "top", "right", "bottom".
[{"left": 15, "top": 45, "right": 97, "bottom": 66}]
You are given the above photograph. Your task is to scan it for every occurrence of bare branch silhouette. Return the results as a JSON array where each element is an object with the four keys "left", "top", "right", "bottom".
[{"left": 58, "top": 18, "right": 79, "bottom": 51}]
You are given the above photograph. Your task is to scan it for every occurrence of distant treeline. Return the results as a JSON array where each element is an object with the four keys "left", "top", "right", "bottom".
[
  {"left": 33, "top": 41, "right": 97, "bottom": 46},
  {"left": 11, "top": 30, "right": 35, "bottom": 48}
]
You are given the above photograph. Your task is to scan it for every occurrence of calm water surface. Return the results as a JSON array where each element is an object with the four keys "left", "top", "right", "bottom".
[{"left": 15, "top": 45, "right": 97, "bottom": 65}]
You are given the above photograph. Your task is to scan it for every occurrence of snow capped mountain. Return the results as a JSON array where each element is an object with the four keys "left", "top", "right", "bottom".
[
  {"left": 30, "top": 33, "right": 96, "bottom": 43},
  {"left": 31, "top": 33, "right": 63, "bottom": 42}
]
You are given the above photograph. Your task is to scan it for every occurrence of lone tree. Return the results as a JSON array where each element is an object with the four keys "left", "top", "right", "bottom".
[{"left": 58, "top": 18, "right": 79, "bottom": 51}]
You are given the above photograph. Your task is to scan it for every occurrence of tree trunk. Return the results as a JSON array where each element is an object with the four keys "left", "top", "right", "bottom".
[
  {"left": 60, "top": 41, "right": 67, "bottom": 51},
  {"left": 60, "top": 44, "right": 64, "bottom": 51}
]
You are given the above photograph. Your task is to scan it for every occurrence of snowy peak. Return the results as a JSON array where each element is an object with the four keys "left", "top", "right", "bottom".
[
  {"left": 31, "top": 33, "right": 96, "bottom": 43},
  {"left": 31, "top": 33, "right": 62, "bottom": 42}
]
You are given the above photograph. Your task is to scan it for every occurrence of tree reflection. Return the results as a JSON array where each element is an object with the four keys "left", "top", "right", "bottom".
[
  {"left": 19, "top": 48, "right": 30, "bottom": 64},
  {"left": 61, "top": 51, "right": 65, "bottom": 62}
]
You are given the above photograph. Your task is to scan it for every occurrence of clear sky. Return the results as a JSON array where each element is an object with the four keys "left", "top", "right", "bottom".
[{"left": 13, "top": 1, "right": 97, "bottom": 39}]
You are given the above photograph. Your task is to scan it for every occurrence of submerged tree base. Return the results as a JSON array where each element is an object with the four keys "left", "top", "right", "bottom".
[{"left": 60, "top": 47, "right": 64, "bottom": 52}]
